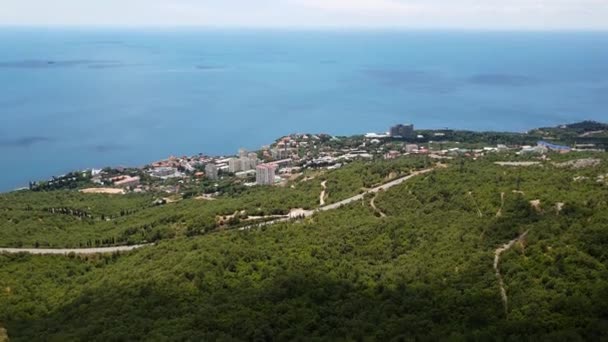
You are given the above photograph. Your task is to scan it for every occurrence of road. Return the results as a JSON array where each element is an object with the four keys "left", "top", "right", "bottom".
[
  {"left": 3, "top": 168, "right": 436, "bottom": 254},
  {"left": 0, "top": 244, "right": 150, "bottom": 255},
  {"left": 242, "top": 167, "right": 435, "bottom": 229},
  {"left": 318, "top": 168, "right": 434, "bottom": 212}
]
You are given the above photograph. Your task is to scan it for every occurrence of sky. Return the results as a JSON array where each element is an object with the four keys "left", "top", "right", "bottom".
[{"left": 1, "top": 0, "right": 608, "bottom": 30}]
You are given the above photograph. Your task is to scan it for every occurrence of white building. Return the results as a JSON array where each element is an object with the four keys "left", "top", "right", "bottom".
[
  {"left": 256, "top": 164, "right": 277, "bottom": 185},
  {"left": 114, "top": 176, "right": 140, "bottom": 188},
  {"left": 405, "top": 144, "right": 419, "bottom": 153},
  {"left": 150, "top": 167, "right": 178, "bottom": 178},
  {"left": 229, "top": 154, "right": 259, "bottom": 173},
  {"left": 248, "top": 153, "right": 259, "bottom": 168},
  {"left": 205, "top": 164, "right": 219, "bottom": 180},
  {"left": 228, "top": 158, "right": 242, "bottom": 173},
  {"left": 236, "top": 169, "right": 256, "bottom": 179}
]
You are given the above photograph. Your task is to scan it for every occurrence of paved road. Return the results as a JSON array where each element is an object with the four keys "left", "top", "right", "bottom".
[{"left": 0, "top": 244, "right": 150, "bottom": 255}]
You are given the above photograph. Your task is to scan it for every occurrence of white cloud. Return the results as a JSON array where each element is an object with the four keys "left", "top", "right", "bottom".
[
  {"left": 289, "top": 0, "right": 425, "bottom": 13},
  {"left": 0, "top": 0, "right": 607, "bottom": 29}
]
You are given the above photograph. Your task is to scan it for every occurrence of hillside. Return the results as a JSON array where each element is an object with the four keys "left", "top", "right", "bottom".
[
  {"left": 1, "top": 154, "right": 607, "bottom": 340},
  {"left": 0, "top": 157, "right": 426, "bottom": 249}
]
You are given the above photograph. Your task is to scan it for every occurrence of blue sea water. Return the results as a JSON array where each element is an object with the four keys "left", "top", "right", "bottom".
[{"left": 1, "top": 28, "right": 607, "bottom": 191}]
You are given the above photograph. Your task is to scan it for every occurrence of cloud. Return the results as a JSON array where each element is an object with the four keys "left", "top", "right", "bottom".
[
  {"left": 290, "top": 0, "right": 425, "bottom": 14},
  {"left": 0, "top": 0, "right": 607, "bottom": 29}
]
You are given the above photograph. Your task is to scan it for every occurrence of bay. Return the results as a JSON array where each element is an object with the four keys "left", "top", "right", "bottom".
[{"left": 1, "top": 28, "right": 607, "bottom": 190}]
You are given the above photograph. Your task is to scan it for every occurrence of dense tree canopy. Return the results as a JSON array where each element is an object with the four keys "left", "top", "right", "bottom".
[{"left": 1, "top": 154, "right": 607, "bottom": 340}]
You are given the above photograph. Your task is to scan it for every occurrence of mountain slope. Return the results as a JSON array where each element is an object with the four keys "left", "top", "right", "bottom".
[{"left": 1, "top": 157, "right": 608, "bottom": 340}]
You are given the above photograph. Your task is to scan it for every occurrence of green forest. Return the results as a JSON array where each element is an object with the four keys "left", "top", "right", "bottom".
[{"left": 1, "top": 154, "right": 608, "bottom": 340}]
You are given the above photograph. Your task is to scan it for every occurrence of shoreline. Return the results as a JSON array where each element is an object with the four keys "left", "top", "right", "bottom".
[{"left": 2, "top": 121, "right": 607, "bottom": 193}]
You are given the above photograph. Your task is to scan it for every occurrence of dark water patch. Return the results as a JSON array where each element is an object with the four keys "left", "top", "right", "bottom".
[
  {"left": 363, "top": 68, "right": 457, "bottom": 93},
  {"left": 0, "top": 97, "right": 32, "bottom": 107},
  {"left": 196, "top": 65, "right": 227, "bottom": 71},
  {"left": 282, "top": 102, "right": 318, "bottom": 112},
  {"left": 468, "top": 74, "right": 539, "bottom": 87},
  {"left": 0, "top": 136, "right": 54, "bottom": 148},
  {"left": 87, "top": 62, "right": 139, "bottom": 70},
  {"left": 91, "top": 144, "right": 127, "bottom": 153},
  {"left": 84, "top": 40, "right": 125, "bottom": 46},
  {"left": 0, "top": 60, "right": 120, "bottom": 69},
  {"left": 594, "top": 86, "right": 608, "bottom": 95}
]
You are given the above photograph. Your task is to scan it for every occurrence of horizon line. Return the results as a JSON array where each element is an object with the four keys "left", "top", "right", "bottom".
[{"left": 2, "top": 24, "right": 608, "bottom": 33}]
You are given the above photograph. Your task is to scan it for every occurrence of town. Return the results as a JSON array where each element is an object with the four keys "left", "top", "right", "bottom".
[{"left": 27, "top": 121, "right": 608, "bottom": 199}]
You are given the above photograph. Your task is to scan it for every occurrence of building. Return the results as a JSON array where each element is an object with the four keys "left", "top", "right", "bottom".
[
  {"left": 537, "top": 141, "right": 572, "bottom": 153},
  {"left": 235, "top": 169, "right": 256, "bottom": 179},
  {"left": 238, "top": 157, "right": 250, "bottom": 171},
  {"left": 520, "top": 145, "right": 549, "bottom": 155},
  {"left": 384, "top": 151, "right": 401, "bottom": 159},
  {"left": 365, "top": 132, "right": 389, "bottom": 139},
  {"left": 228, "top": 158, "right": 242, "bottom": 173},
  {"left": 256, "top": 164, "right": 277, "bottom": 185},
  {"left": 271, "top": 147, "right": 295, "bottom": 160},
  {"left": 405, "top": 144, "right": 419, "bottom": 153},
  {"left": 390, "top": 124, "right": 415, "bottom": 138},
  {"left": 205, "top": 164, "right": 219, "bottom": 180},
  {"left": 114, "top": 176, "right": 140, "bottom": 188},
  {"left": 149, "top": 167, "right": 178, "bottom": 178},
  {"left": 229, "top": 153, "right": 259, "bottom": 173}
]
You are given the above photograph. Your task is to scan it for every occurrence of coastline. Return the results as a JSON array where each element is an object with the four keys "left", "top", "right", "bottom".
[{"left": 2, "top": 120, "right": 607, "bottom": 193}]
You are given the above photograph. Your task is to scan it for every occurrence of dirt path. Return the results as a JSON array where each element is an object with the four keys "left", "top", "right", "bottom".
[
  {"left": 370, "top": 193, "right": 387, "bottom": 217},
  {"left": 468, "top": 192, "right": 483, "bottom": 218},
  {"left": 496, "top": 192, "right": 505, "bottom": 217},
  {"left": 0, "top": 244, "right": 151, "bottom": 255},
  {"left": 495, "top": 162, "right": 541, "bottom": 167},
  {"left": 6, "top": 168, "right": 440, "bottom": 254},
  {"left": 241, "top": 167, "right": 437, "bottom": 231},
  {"left": 0, "top": 325, "right": 7, "bottom": 342},
  {"left": 494, "top": 230, "right": 528, "bottom": 315},
  {"left": 320, "top": 181, "right": 327, "bottom": 206},
  {"left": 80, "top": 188, "right": 125, "bottom": 195},
  {"left": 319, "top": 168, "right": 435, "bottom": 212},
  {"left": 243, "top": 215, "right": 288, "bottom": 221}
]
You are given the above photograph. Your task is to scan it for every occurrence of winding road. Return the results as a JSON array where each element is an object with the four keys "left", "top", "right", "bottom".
[
  {"left": 242, "top": 167, "right": 436, "bottom": 229},
  {"left": 2, "top": 167, "right": 437, "bottom": 255},
  {"left": 0, "top": 244, "right": 150, "bottom": 255},
  {"left": 318, "top": 168, "right": 434, "bottom": 212}
]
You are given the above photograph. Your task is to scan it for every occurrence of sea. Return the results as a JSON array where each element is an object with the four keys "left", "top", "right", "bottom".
[{"left": 1, "top": 28, "right": 607, "bottom": 191}]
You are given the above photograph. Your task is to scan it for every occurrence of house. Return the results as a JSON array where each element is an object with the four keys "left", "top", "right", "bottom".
[
  {"left": 114, "top": 176, "right": 140, "bottom": 188},
  {"left": 537, "top": 141, "right": 571, "bottom": 153}
]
